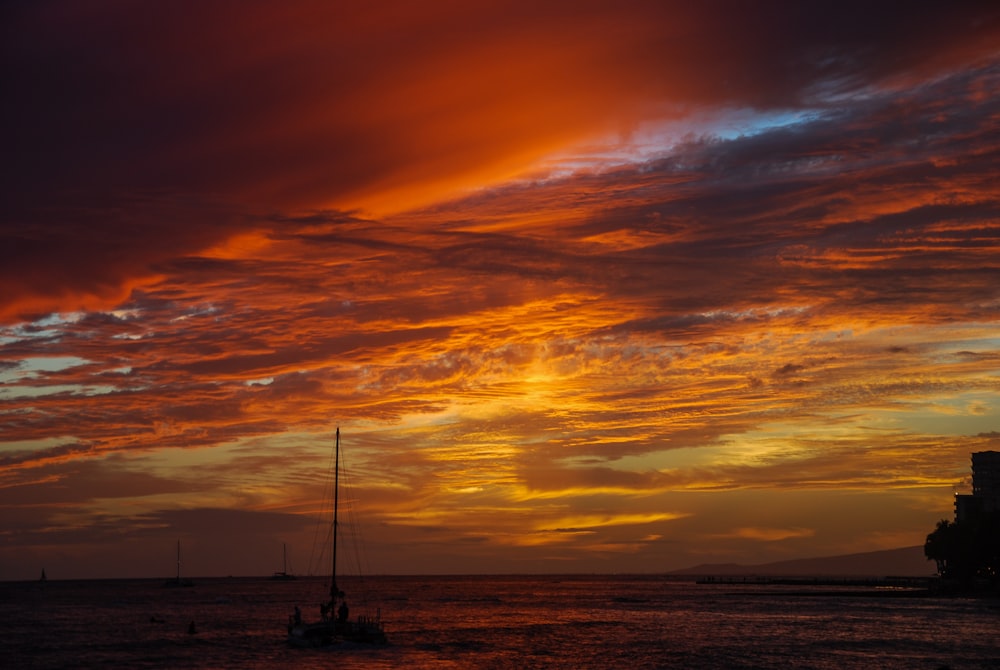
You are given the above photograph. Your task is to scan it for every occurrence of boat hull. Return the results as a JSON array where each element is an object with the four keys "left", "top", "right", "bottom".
[{"left": 287, "top": 618, "right": 387, "bottom": 647}]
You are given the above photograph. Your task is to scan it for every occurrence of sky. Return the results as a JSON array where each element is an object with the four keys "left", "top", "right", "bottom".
[{"left": 2, "top": 0, "right": 1000, "bottom": 580}]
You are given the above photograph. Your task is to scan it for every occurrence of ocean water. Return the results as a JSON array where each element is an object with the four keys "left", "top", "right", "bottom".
[{"left": 2, "top": 575, "right": 998, "bottom": 669}]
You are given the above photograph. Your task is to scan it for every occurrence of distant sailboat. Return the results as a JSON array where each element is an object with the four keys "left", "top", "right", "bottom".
[
  {"left": 39, "top": 568, "right": 47, "bottom": 582},
  {"left": 271, "top": 543, "right": 297, "bottom": 580},
  {"left": 164, "top": 540, "right": 194, "bottom": 587}
]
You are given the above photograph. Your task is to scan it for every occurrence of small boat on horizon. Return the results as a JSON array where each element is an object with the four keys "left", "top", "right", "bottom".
[
  {"left": 286, "top": 427, "right": 386, "bottom": 647},
  {"left": 163, "top": 540, "right": 195, "bottom": 587},
  {"left": 271, "top": 543, "right": 297, "bottom": 581}
]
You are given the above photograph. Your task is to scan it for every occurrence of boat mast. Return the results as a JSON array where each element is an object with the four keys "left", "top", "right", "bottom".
[{"left": 330, "top": 427, "right": 340, "bottom": 600}]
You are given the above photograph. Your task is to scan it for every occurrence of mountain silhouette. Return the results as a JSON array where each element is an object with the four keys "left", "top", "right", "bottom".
[{"left": 670, "top": 546, "right": 932, "bottom": 577}]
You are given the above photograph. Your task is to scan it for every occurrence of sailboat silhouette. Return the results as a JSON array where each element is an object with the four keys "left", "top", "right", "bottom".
[
  {"left": 163, "top": 540, "right": 194, "bottom": 587},
  {"left": 286, "top": 428, "right": 386, "bottom": 646},
  {"left": 271, "top": 543, "right": 297, "bottom": 580}
]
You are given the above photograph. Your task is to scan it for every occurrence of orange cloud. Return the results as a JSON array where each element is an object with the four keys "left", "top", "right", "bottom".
[{"left": 729, "top": 527, "right": 816, "bottom": 542}]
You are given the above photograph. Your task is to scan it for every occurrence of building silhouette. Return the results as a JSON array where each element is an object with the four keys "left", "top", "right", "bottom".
[{"left": 954, "top": 450, "right": 1000, "bottom": 522}]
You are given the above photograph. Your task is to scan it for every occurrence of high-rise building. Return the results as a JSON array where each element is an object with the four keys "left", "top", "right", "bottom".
[{"left": 954, "top": 450, "right": 1000, "bottom": 522}]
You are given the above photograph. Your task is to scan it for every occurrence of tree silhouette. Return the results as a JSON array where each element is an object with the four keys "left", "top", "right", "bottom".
[
  {"left": 924, "top": 519, "right": 956, "bottom": 576},
  {"left": 925, "top": 513, "right": 999, "bottom": 588}
]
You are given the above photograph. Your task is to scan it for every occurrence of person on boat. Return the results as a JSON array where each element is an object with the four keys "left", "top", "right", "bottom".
[
  {"left": 293, "top": 605, "right": 301, "bottom": 625},
  {"left": 338, "top": 600, "right": 349, "bottom": 624}
]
